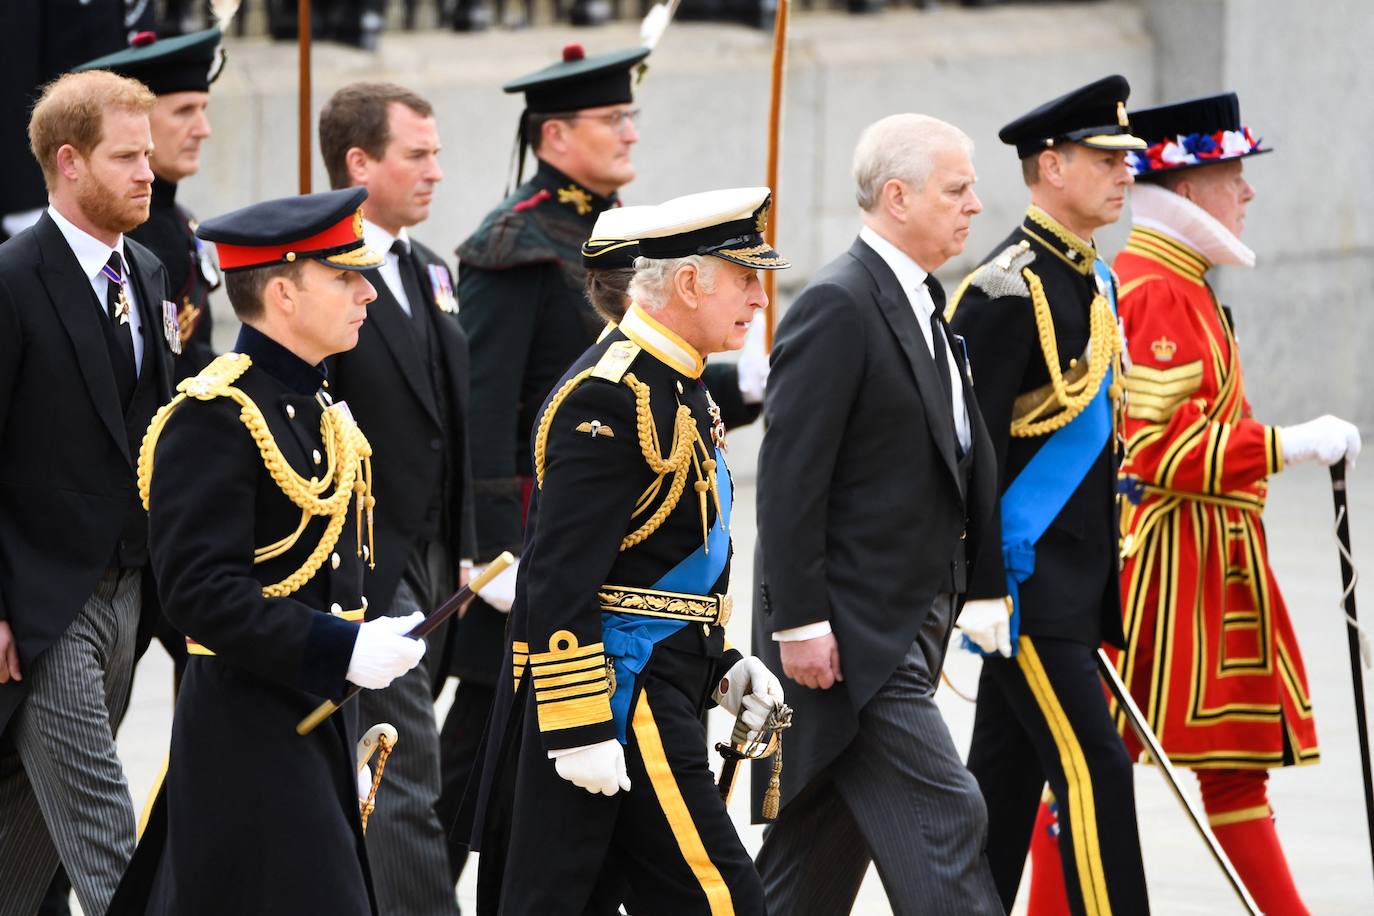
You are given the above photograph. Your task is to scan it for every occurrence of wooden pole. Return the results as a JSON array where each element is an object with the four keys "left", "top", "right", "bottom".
[
  {"left": 298, "top": 0, "right": 312, "bottom": 194},
  {"left": 762, "top": 0, "right": 788, "bottom": 352}
]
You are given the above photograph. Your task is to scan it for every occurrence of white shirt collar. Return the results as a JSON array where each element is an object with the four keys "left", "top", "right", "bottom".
[
  {"left": 363, "top": 219, "right": 409, "bottom": 259},
  {"left": 47, "top": 205, "right": 125, "bottom": 281},
  {"left": 859, "top": 224, "right": 930, "bottom": 303}
]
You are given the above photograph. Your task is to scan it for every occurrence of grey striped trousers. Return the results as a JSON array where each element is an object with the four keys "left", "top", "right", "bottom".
[
  {"left": 357, "top": 568, "right": 461, "bottom": 916},
  {"left": 0, "top": 569, "right": 140, "bottom": 916},
  {"left": 756, "top": 597, "right": 1004, "bottom": 916}
]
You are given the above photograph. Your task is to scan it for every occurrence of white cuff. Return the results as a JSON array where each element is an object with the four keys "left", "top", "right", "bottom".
[{"left": 772, "top": 621, "right": 833, "bottom": 642}]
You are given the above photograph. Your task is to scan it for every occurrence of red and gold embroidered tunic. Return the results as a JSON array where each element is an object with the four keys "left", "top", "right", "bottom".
[{"left": 1112, "top": 225, "right": 1317, "bottom": 770}]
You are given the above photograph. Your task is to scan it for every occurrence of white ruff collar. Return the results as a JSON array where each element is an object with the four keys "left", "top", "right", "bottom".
[{"left": 1129, "top": 183, "right": 1255, "bottom": 269}]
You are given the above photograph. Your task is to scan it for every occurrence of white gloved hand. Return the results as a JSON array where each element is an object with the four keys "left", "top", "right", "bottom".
[
  {"left": 735, "top": 318, "right": 770, "bottom": 405},
  {"left": 473, "top": 558, "right": 518, "bottom": 613},
  {"left": 548, "top": 739, "right": 631, "bottom": 796},
  {"left": 346, "top": 612, "right": 426, "bottom": 689},
  {"left": 357, "top": 764, "right": 373, "bottom": 805},
  {"left": 957, "top": 599, "right": 1013, "bottom": 658},
  {"left": 713, "top": 656, "right": 785, "bottom": 739},
  {"left": 1281, "top": 415, "right": 1361, "bottom": 469}
]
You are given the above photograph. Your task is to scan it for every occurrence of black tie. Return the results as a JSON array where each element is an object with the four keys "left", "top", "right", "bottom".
[
  {"left": 104, "top": 251, "right": 137, "bottom": 404},
  {"left": 391, "top": 240, "right": 431, "bottom": 345},
  {"left": 928, "top": 305, "right": 965, "bottom": 459}
]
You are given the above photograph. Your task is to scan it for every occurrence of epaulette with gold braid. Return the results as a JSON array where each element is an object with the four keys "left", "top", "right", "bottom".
[{"left": 138, "top": 352, "right": 377, "bottom": 599}]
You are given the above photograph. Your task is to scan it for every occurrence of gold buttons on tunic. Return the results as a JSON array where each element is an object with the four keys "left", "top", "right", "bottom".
[
  {"left": 286, "top": 404, "right": 296, "bottom": 419},
  {"left": 313, "top": 449, "right": 322, "bottom": 465},
  {"left": 329, "top": 602, "right": 343, "bottom": 615},
  {"left": 331, "top": 553, "right": 341, "bottom": 570}
]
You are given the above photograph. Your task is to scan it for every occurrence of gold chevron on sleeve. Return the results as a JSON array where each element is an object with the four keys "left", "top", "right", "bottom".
[{"left": 1124, "top": 360, "right": 1203, "bottom": 421}]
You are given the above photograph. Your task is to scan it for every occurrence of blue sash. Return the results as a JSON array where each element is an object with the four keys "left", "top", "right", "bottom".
[
  {"left": 964, "top": 258, "right": 1116, "bottom": 657},
  {"left": 604, "top": 448, "right": 733, "bottom": 743}
]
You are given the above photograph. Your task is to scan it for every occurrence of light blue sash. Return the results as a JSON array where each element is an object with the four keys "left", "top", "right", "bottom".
[
  {"left": 964, "top": 259, "right": 1116, "bottom": 657},
  {"left": 604, "top": 448, "right": 733, "bottom": 742}
]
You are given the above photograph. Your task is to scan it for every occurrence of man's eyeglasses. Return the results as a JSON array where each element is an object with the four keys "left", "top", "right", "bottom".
[{"left": 560, "top": 109, "right": 642, "bottom": 133}]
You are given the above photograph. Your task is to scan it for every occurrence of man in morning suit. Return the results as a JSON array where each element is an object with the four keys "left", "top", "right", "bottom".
[
  {"left": 947, "top": 76, "right": 1151, "bottom": 915},
  {"left": 320, "top": 81, "right": 475, "bottom": 916},
  {"left": 76, "top": 27, "right": 227, "bottom": 383},
  {"left": 752, "top": 113, "right": 1002, "bottom": 916},
  {"left": 0, "top": 70, "right": 173, "bottom": 915},
  {"left": 108, "top": 188, "right": 427, "bottom": 915}
]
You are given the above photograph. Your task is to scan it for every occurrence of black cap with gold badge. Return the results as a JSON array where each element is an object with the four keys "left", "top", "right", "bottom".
[
  {"left": 636, "top": 187, "right": 790, "bottom": 270},
  {"left": 195, "top": 188, "right": 384, "bottom": 273},
  {"left": 998, "top": 75, "right": 1147, "bottom": 159},
  {"left": 74, "top": 27, "right": 226, "bottom": 95}
]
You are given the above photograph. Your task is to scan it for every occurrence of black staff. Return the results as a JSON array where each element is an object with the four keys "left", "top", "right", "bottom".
[
  {"left": 1329, "top": 462, "right": 1374, "bottom": 888},
  {"left": 298, "top": 551, "right": 515, "bottom": 735}
]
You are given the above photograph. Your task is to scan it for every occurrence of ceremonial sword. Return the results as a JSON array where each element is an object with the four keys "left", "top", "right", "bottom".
[
  {"left": 1097, "top": 650, "right": 1261, "bottom": 915},
  {"left": 297, "top": 551, "right": 515, "bottom": 735}
]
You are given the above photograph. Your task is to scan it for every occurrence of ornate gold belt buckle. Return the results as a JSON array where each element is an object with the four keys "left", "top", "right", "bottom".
[{"left": 716, "top": 594, "right": 733, "bottom": 628}]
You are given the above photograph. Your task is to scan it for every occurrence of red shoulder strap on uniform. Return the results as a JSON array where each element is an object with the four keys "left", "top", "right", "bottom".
[{"left": 513, "top": 189, "right": 551, "bottom": 213}]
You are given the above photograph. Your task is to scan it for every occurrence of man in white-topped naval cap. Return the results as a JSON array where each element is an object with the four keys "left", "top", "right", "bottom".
[{"left": 466, "top": 188, "right": 786, "bottom": 916}]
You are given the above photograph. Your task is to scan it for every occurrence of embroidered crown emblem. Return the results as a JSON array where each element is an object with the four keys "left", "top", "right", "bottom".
[
  {"left": 755, "top": 202, "right": 770, "bottom": 235},
  {"left": 1150, "top": 336, "right": 1178, "bottom": 361},
  {"left": 1117, "top": 101, "right": 1128, "bottom": 128},
  {"left": 352, "top": 208, "right": 364, "bottom": 240}
]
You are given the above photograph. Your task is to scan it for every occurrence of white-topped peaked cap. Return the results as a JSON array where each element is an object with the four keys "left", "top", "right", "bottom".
[
  {"left": 581, "top": 205, "right": 657, "bottom": 270},
  {"left": 634, "top": 187, "right": 789, "bottom": 270}
]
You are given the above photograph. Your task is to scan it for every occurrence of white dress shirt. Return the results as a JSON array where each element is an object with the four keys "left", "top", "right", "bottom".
[
  {"left": 48, "top": 205, "right": 144, "bottom": 372},
  {"left": 364, "top": 220, "right": 414, "bottom": 316},
  {"left": 773, "top": 226, "right": 973, "bottom": 644}
]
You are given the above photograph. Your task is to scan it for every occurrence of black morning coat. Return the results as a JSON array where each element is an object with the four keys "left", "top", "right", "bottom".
[
  {"left": 0, "top": 211, "right": 174, "bottom": 736},
  {"left": 328, "top": 236, "right": 476, "bottom": 680},
  {"left": 128, "top": 176, "right": 219, "bottom": 382},
  {"left": 947, "top": 210, "right": 1125, "bottom": 649},
  {"left": 109, "top": 326, "right": 377, "bottom": 916},
  {"left": 752, "top": 237, "right": 999, "bottom": 815}
]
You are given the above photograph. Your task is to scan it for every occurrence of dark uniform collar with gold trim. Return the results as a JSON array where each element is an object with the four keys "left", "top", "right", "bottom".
[
  {"left": 1021, "top": 204, "right": 1097, "bottom": 275},
  {"left": 234, "top": 324, "right": 328, "bottom": 395},
  {"left": 618, "top": 303, "right": 705, "bottom": 380},
  {"left": 531, "top": 159, "right": 619, "bottom": 220}
]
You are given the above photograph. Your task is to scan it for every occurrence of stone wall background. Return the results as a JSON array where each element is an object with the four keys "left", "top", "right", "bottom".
[{"left": 191, "top": 0, "right": 1371, "bottom": 425}]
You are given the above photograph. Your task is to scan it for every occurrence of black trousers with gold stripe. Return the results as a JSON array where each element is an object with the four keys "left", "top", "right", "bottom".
[
  {"left": 966, "top": 635, "right": 1149, "bottom": 916},
  {"left": 491, "top": 643, "right": 764, "bottom": 915}
]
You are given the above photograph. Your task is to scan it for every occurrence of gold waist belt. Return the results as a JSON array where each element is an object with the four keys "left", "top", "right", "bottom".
[
  {"left": 597, "top": 584, "right": 733, "bottom": 628},
  {"left": 186, "top": 601, "right": 368, "bottom": 656}
]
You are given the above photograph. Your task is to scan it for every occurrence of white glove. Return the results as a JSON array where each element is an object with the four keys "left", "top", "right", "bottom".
[
  {"left": 357, "top": 765, "right": 373, "bottom": 805},
  {"left": 548, "top": 739, "right": 630, "bottom": 796},
  {"left": 346, "top": 612, "right": 425, "bottom": 689},
  {"left": 957, "top": 599, "right": 1012, "bottom": 658},
  {"left": 736, "top": 318, "right": 770, "bottom": 405},
  {"left": 1281, "top": 415, "right": 1361, "bottom": 469},
  {"left": 713, "top": 656, "right": 785, "bottom": 739},
  {"left": 474, "top": 558, "right": 518, "bottom": 612}
]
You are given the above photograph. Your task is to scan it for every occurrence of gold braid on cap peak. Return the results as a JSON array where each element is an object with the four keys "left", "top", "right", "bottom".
[
  {"left": 1010, "top": 268, "right": 1123, "bottom": 438},
  {"left": 534, "top": 370, "right": 720, "bottom": 553},
  {"left": 139, "top": 352, "right": 377, "bottom": 598}
]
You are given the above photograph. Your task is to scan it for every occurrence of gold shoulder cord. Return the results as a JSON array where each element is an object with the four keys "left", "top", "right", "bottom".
[
  {"left": 139, "top": 353, "right": 376, "bottom": 599},
  {"left": 534, "top": 371, "right": 722, "bottom": 553},
  {"left": 1010, "top": 268, "right": 1123, "bottom": 438}
]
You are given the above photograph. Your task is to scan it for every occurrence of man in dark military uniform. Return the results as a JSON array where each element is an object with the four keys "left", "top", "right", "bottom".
[
  {"left": 319, "top": 80, "right": 474, "bottom": 916},
  {"left": 442, "top": 41, "right": 649, "bottom": 884},
  {"left": 946, "top": 76, "right": 1151, "bottom": 916},
  {"left": 467, "top": 188, "right": 788, "bottom": 915},
  {"left": 108, "top": 188, "right": 427, "bottom": 916},
  {"left": 75, "top": 27, "right": 227, "bottom": 383}
]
